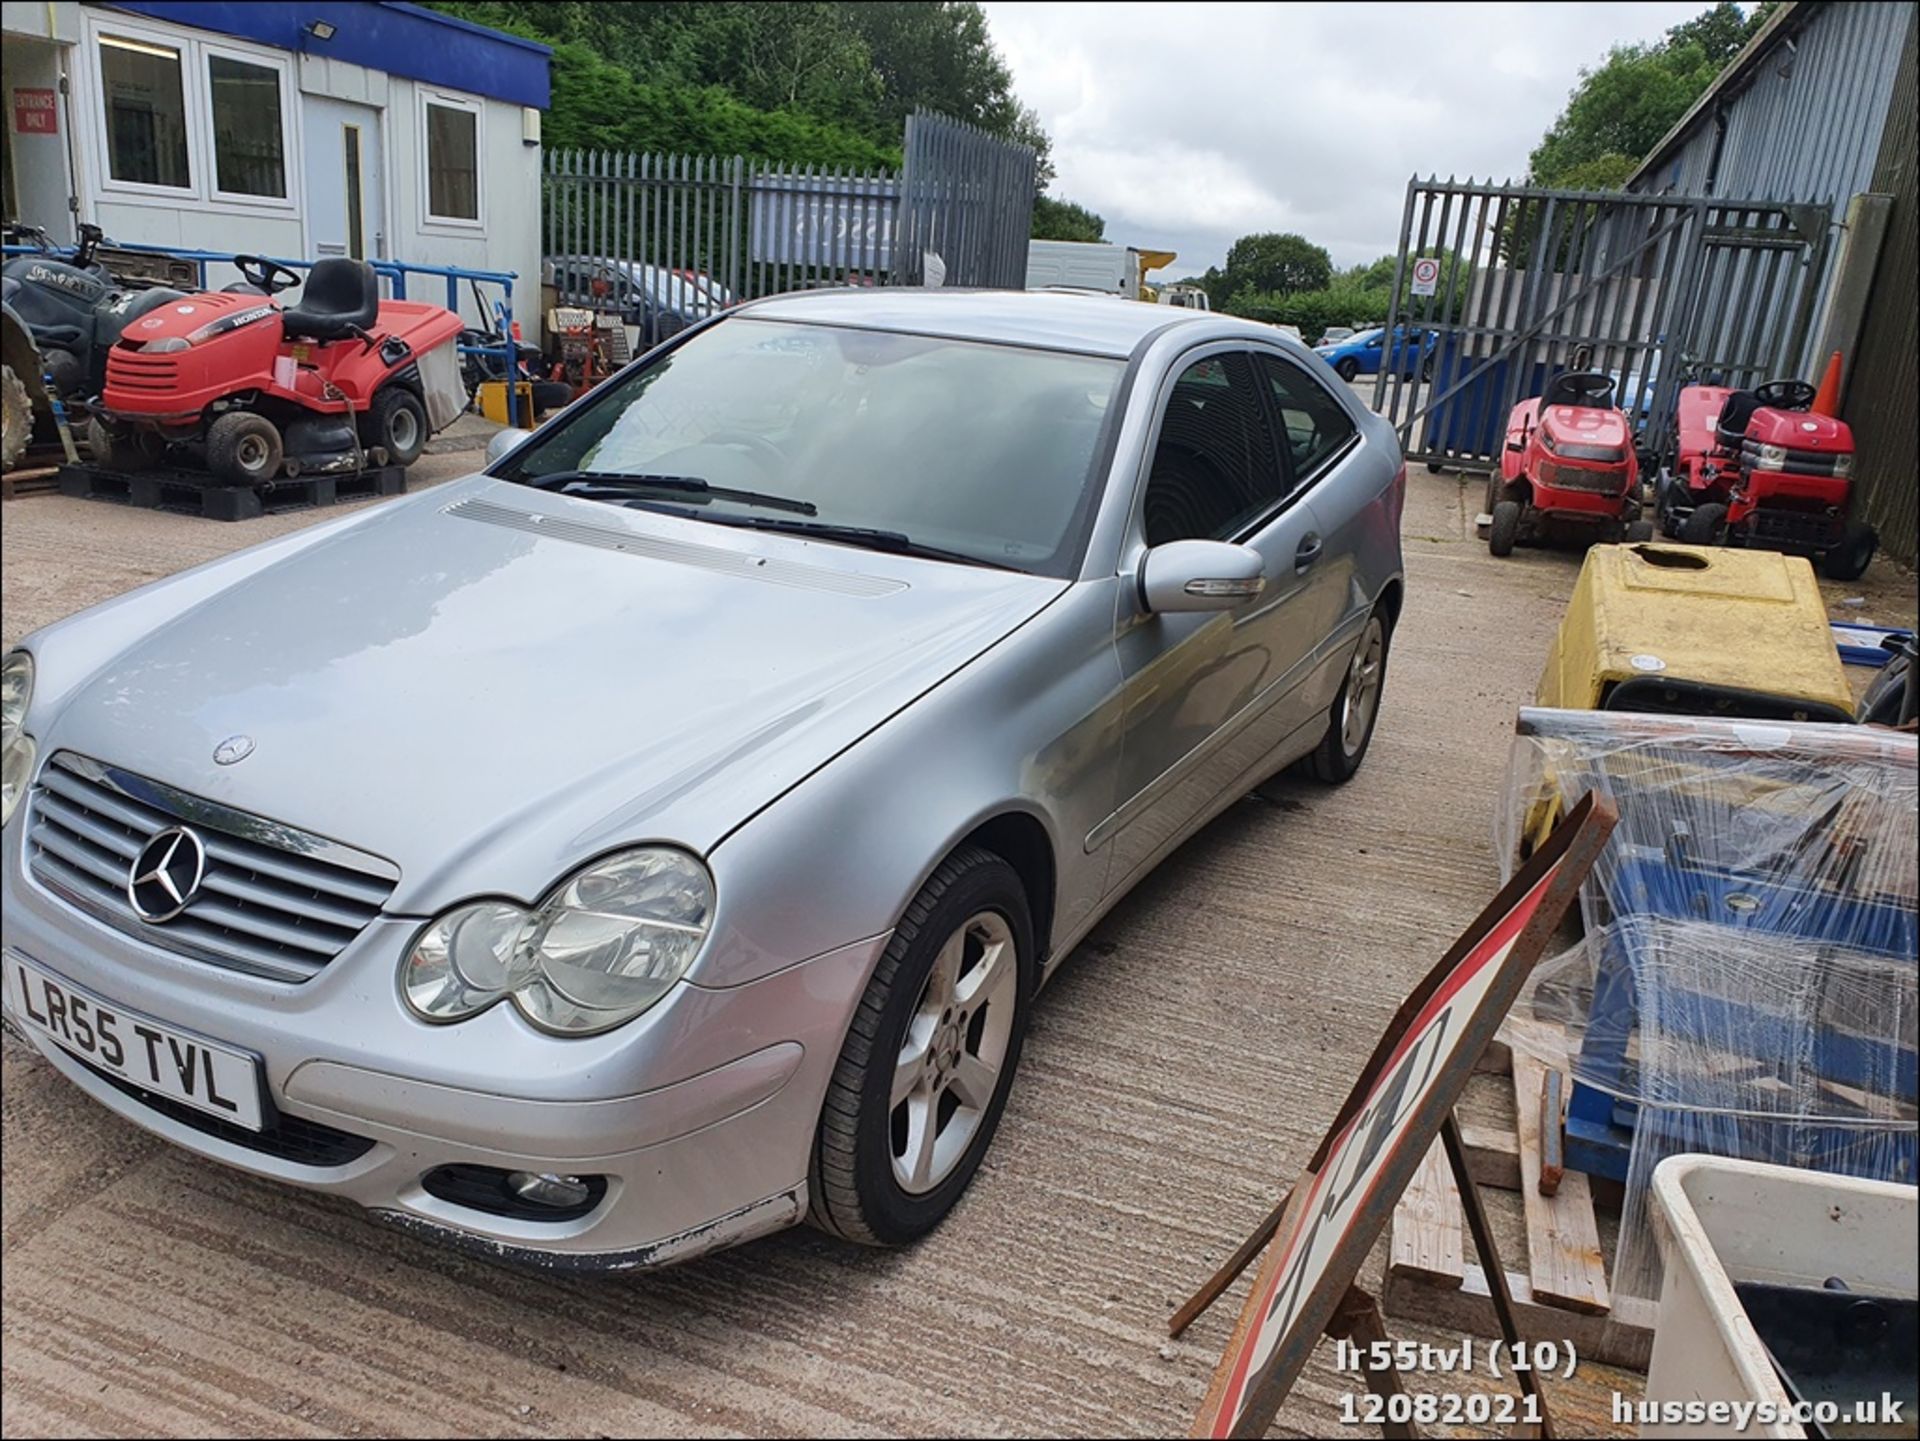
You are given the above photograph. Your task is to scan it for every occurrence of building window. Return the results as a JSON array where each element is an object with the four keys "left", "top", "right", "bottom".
[
  {"left": 208, "top": 55, "right": 286, "bottom": 199},
  {"left": 425, "top": 100, "right": 479, "bottom": 222},
  {"left": 99, "top": 33, "right": 191, "bottom": 189}
]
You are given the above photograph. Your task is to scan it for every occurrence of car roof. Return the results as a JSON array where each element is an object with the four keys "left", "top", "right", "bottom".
[{"left": 735, "top": 287, "right": 1262, "bottom": 359}]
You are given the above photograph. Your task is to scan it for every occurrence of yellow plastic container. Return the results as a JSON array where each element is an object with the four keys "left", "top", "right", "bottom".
[
  {"left": 1535, "top": 542, "right": 1854, "bottom": 723},
  {"left": 476, "top": 380, "right": 534, "bottom": 426}
]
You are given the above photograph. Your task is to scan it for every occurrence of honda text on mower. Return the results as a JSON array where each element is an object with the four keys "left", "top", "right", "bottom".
[{"left": 2, "top": 292, "right": 1404, "bottom": 1270}]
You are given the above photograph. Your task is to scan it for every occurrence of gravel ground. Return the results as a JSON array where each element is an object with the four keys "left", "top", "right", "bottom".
[{"left": 2, "top": 423, "right": 1914, "bottom": 1437}]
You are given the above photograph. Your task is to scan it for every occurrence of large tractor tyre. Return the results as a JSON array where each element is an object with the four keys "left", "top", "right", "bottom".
[
  {"left": 1334, "top": 357, "right": 1360, "bottom": 383},
  {"left": 1820, "top": 522, "right": 1877, "bottom": 582},
  {"left": 206, "top": 412, "right": 284, "bottom": 485},
  {"left": 361, "top": 386, "right": 428, "bottom": 468},
  {"left": 1488, "top": 500, "right": 1522, "bottom": 557},
  {"left": 808, "top": 845, "right": 1034, "bottom": 1248},
  {"left": 85, "top": 415, "right": 162, "bottom": 474},
  {"left": 0, "top": 364, "right": 31, "bottom": 471},
  {"left": 1680, "top": 502, "right": 1730, "bottom": 547}
]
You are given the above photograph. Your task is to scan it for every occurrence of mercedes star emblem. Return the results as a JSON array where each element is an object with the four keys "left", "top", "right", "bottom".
[
  {"left": 213, "top": 734, "right": 255, "bottom": 765},
  {"left": 127, "top": 826, "right": 208, "bottom": 923}
]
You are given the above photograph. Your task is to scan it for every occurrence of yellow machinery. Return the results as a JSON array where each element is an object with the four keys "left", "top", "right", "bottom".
[{"left": 1535, "top": 542, "right": 1855, "bottom": 723}]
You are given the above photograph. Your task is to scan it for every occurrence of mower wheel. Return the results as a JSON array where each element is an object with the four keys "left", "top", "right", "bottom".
[
  {"left": 0, "top": 364, "right": 31, "bottom": 471},
  {"left": 1820, "top": 521, "right": 1877, "bottom": 582},
  {"left": 1680, "top": 502, "right": 1729, "bottom": 546},
  {"left": 1425, "top": 460, "right": 1446, "bottom": 474},
  {"left": 1625, "top": 520, "right": 1656, "bottom": 543},
  {"left": 532, "top": 380, "right": 575, "bottom": 415},
  {"left": 207, "top": 412, "right": 284, "bottom": 484},
  {"left": 1488, "top": 500, "right": 1522, "bottom": 557},
  {"left": 86, "top": 415, "right": 162, "bottom": 473},
  {"left": 1334, "top": 358, "right": 1359, "bottom": 382},
  {"left": 363, "top": 386, "right": 427, "bottom": 467}
]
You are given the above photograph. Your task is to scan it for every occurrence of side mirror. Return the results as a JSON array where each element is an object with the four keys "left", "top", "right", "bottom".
[
  {"left": 1138, "top": 539, "right": 1266, "bottom": 614},
  {"left": 484, "top": 427, "right": 535, "bottom": 467}
]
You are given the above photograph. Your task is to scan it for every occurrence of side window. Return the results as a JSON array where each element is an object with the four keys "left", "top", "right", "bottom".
[
  {"left": 1142, "top": 353, "right": 1284, "bottom": 547},
  {"left": 1259, "top": 355, "right": 1357, "bottom": 484}
]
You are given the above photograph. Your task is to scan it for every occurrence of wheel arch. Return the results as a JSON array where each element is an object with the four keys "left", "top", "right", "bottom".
[{"left": 953, "top": 810, "right": 1057, "bottom": 968}]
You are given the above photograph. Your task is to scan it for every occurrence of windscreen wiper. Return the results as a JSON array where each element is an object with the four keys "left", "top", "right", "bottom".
[
  {"left": 724, "top": 516, "right": 1019, "bottom": 570},
  {"left": 522, "top": 469, "right": 816, "bottom": 516}
]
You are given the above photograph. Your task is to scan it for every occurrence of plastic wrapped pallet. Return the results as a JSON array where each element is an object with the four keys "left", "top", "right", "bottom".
[{"left": 1498, "top": 708, "right": 1918, "bottom": 1300}]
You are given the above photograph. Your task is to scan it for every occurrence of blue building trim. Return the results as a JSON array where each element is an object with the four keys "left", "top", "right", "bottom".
[{"left": 105, "top": 1, "right": 551, "bottom": 109}]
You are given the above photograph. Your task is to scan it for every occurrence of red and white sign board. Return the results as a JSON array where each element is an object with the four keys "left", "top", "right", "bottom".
[
  {"left": 1409, "top": 256, "right": 1441, "bottom": 296},
  {"left": 1192, "top": 792, "right": 1614, "bottom": 1439},
  {"left": 12, "top": 88, "right": 58, "bottom": 136}
]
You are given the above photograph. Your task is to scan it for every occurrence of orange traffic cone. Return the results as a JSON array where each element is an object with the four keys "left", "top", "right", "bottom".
[{"left": 1810, "top": 350, "right": 1843, "bottom": 416}]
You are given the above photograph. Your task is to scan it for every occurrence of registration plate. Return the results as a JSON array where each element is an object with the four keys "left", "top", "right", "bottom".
[{"left": 5, "top": 952, "right": 265, "bottom": 1130}]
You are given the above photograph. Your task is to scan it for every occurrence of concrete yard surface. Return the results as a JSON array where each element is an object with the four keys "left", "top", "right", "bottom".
[{"left": 2, "top": 443, "right": 1914, "bottom": 1437}]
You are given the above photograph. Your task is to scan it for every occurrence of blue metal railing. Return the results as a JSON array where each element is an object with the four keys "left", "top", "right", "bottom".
[{"left": 3, "top": 241, "right": 524, "bottom": 426}]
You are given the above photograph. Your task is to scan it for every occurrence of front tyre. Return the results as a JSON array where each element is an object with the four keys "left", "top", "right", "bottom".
[
  {"left": 1820, "top": 521, "right": 1876, "bottom": 581},
  {"left": 1334, "top": 357, "right": 1359, "bottom": 382},
  {"left": 1488, "top": 499, "right": 1522, "bottom": 556},
  {"left": 1308, "top": 608, "right": 1391, "bottom": 784},
  {"left": 362, "top": 386, "right": 428, "bottom": 468},
  {"left": 1680, "top": 501, "right": 1729, "bottom": 546},
  {"left": 809, "top": 846, "right": 1033, "bottom": 1247}
]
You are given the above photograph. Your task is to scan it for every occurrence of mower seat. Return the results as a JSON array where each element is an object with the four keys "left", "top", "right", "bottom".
[
  {"left": 1715, "top": 390, "right": 1763, "bottom": 449},
  {"left": 281, "top": 258, "right": 378, "bottom": 342},
  {"left": 1541, "top": 371, "right": 1615, "bottom": 413}
]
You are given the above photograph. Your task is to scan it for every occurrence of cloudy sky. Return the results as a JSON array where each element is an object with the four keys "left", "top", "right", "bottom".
[{"left": 981, "top": 1, "right": 1715, "bottom": 277}]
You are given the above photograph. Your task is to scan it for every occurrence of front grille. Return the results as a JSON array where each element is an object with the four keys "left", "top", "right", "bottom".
[
  {"left": 1748, "top": 507, "right": 1843, "bottom": 549},
  {"left": 72, "top": 1053, "right": 374, "bottom": 1167},
  {"left": 26, "top": 752, "right": 400, "bottom": 984},
  {"left": 106, "top": 347, "right": 181, "bottom": 393},
  {"left": 1537, "top": 459, "right": 1629, "bottom": 495}
]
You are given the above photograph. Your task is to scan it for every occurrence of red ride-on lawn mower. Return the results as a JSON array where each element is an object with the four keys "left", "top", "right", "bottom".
[
  {"left": 1485, "top": 370, "right": 1650, "bottom": 557},
  {"left": 92, "top": 256, "right": 465, "bottom": 485},
  {"left": 1655, "top": 378, "right": 1876, "bottom": 579}
]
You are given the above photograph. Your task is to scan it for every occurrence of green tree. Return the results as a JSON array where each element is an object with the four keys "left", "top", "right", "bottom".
[
  {"left": 1528, "top": 1, "right": 1774, "bottom": 186},
  {"left": 1220, "top": 232, "right": 1333, "bottom": 304},
  {"left": 1031, "top": 196, "right": 1105, "bottom": 242}
]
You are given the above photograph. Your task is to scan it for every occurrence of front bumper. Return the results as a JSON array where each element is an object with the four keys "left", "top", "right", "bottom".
[{"left": 2, "top": 817, "right": 882, "bottom": 1268}]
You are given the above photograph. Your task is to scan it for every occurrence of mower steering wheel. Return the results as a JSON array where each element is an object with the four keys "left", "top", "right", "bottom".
[
  {"left": 234, "top": 255, "right": 303, "bottom": 296},
  {"left": 1753, "top": 378, "right": 1817, "bottom": 411}
]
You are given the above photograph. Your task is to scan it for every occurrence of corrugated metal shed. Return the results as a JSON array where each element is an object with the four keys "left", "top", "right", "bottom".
[
  {"left": 1629, "top": 1, "right": 1908, "bottom": 215},
  {"left": 1840, "top": 9, "right": 1917, "bottom": 567}
]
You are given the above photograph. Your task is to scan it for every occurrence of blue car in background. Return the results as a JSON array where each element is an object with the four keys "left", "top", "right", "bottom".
[{"left": 1314, "top": 325, "right": 1436, "bottom": 383}]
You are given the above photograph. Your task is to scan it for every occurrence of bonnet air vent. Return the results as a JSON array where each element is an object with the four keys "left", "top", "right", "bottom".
[{"left": 444, "top": 497, "right": 907, "bottom": 598}]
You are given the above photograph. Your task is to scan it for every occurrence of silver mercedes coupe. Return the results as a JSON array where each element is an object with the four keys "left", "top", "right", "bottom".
[{"left": 1, "top": 290, "right": 1405, "bottom": 1269}]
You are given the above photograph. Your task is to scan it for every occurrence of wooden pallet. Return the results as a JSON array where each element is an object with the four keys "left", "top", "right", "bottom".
[
  {"left": 2, "top": 466, "right": 61, "bottom": 501},
  {"left": 1383, "top": 1030, "right": 1658, "bottom": 1370}
]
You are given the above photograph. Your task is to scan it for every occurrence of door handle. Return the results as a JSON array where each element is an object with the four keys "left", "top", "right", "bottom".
[{"left": 1295, "top": 533, "right": 1324, "bottom": 571}]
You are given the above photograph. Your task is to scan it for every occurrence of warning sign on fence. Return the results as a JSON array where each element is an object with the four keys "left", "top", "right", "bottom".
[{"left": 1409, "top": 257, "right": 1440, "bottom": 296}]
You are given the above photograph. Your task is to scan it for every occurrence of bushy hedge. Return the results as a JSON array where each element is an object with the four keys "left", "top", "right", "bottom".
[{"left": 1228, "top": 285, "right": 1389, "bottom": 339}]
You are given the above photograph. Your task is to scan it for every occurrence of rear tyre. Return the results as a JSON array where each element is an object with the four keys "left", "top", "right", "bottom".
[
  {"left": 1, "top": 364, "right": 32, "bottom": 471},
  {"left": 1308, "top": 609, "right": 1391, "bottom": 783},
  {"left": 206, "top": 412, "right": 283, "bottom": 484},
  {"left": 86, "top": 415, "right": 162, "bottom": 473},
  {"left": 362, "top": 386, "right": 428, "bottom": 468},
  {"left": 1335, "top": 357, "right": 1359, "bottom": 382},
  {"left": 1488, "top": 499, "right": 1522, "bottom": 557},
  {"left": 809, "top": 846, "right": 1033, "bottom": 1247},
  {"left": 1820, "top": 521, "right": 1876, "bottom": 581},
  {"left": 1680, "top": 502, "right": 1729, "bottom": 546}
]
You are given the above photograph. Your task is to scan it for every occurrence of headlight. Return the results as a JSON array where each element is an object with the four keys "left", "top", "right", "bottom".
[
  {"left": 1754, "top": 443, "right": 1788, "bottom": 470},
  {"left": 1, "top": 650, "right": 34, "bottom": 827},
  {"left": 142, "top": 336, "right": 190, "bottom": 354},
  {"left": 401, "top": 847, "right": 714, "bottom": 1035},
  {"left": 1834, "top": 453, "right": 1853, "bottom": 477}
]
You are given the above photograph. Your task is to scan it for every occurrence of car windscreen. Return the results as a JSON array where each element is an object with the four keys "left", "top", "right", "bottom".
[
  {"left": 1349, "top": 328, "right": 1382, "bottom": 345},
  {"left": 497, "top": 317, "right": 1125, "bottom": 576}
]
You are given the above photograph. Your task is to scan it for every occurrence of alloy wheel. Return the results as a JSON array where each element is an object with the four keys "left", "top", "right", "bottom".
[
  {"left": 890, "top": 910, "right": 1017, "bottom": 1195},
  {"left": 1341, "top": 617, "right": 1386, "bottom": 756}
]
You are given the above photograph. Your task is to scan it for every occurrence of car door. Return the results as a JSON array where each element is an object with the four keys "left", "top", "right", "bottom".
[{"left": 1098, "top": 347, "right": 1331, "bottom": 887}]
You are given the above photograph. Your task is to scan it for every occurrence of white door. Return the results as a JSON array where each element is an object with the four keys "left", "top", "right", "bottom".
[{"left": 302, "top": 97, "right": 384, "bottom": 261}]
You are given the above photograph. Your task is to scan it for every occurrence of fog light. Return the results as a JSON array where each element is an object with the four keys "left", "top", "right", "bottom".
[{"left": 507, "top": 1171, "right": 593, "bottom": 1210}]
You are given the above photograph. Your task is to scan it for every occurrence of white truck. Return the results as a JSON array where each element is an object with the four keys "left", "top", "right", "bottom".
[{"left": 1025, "top": 241, "right": 1178, "bottom": 300}]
